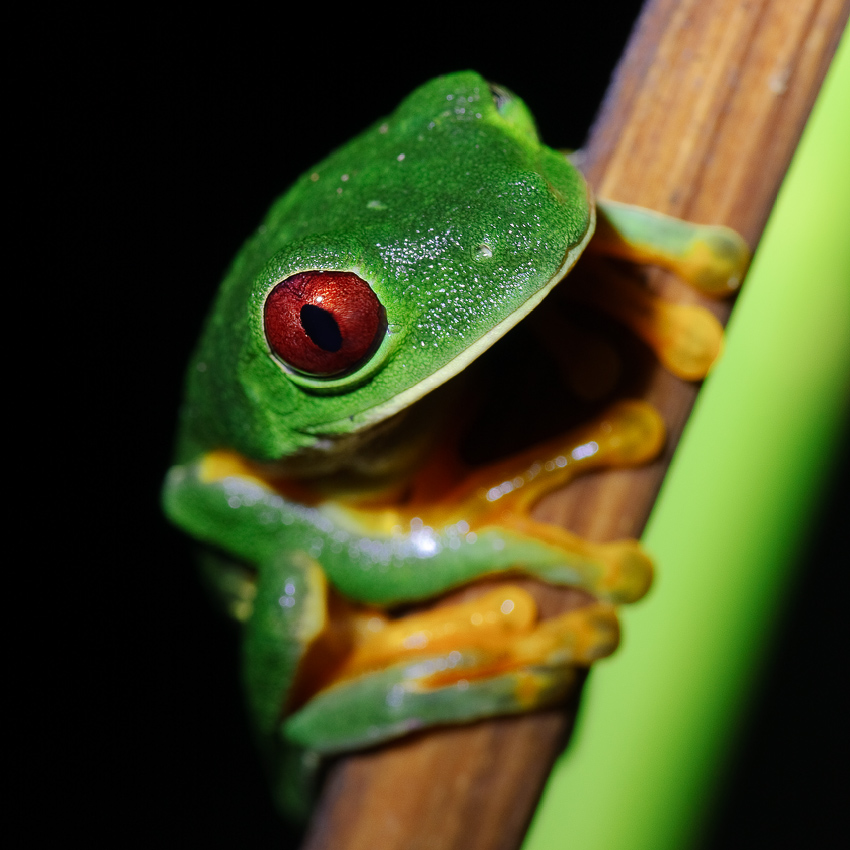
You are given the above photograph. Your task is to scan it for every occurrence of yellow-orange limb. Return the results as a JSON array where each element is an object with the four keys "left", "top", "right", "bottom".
[
  {"left": 331, "top": 585, "right": 537, "bottom": 681},
  {"left": 590, "top": 199, "right": 750, "bottom": 297},
  {"left": 310, "top": 584, "right": 620, "bottom": 696}
]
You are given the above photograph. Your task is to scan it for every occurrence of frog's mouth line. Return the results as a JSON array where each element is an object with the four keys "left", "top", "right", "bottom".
[{"left": 313, "top": 202, "right": 596, "bottom": 437}]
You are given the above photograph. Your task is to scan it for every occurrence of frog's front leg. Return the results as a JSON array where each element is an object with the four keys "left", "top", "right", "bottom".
[
  {"left": 578, "top": 199, "right": 751, "bottom": 380},
  {"left": 325, "top": 398, "right": 664, "bottom": 606},
  {"left": 591, "top": 199, "right": 750, "bottom": 296},
  {"left": 165, "top": 398, "right": 663, "bottom": 612}
]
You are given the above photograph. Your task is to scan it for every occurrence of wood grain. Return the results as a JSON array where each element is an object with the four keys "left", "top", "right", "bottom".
[{"left": 300, "top": 2, "right": 849, "bottom": 848}]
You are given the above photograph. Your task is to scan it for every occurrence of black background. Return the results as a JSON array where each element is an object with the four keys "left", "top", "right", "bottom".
[{"left": 39, "top": 6, "right": 846, "bottom": 847}]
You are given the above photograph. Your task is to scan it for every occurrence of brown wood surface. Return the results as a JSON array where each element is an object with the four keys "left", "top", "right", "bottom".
[{"left": 300, "top": 2, "right": 849, "bottom": 848}]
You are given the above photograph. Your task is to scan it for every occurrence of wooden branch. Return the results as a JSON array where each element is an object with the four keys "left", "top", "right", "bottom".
[{"left": 300, "top": 2, "right": 849, "bottom": 848}]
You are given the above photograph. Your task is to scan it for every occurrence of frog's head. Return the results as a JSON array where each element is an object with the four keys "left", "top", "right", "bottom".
[{"left": 181, "top": 71, "right": 593, "bottom": 463}]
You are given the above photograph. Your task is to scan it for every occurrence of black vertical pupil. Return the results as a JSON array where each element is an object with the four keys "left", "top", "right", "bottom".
[{"left": 300, "top": 304, "right": 342, "bottom": 352}]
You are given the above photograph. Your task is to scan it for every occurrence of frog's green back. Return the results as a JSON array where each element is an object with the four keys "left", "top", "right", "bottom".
[{"left": 178, "top": 71, "right": 592, "bottom": 463}]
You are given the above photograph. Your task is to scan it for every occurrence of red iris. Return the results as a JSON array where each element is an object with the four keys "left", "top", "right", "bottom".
[{"left": 264, "top": 271, "right": 385, "bottom": 376}]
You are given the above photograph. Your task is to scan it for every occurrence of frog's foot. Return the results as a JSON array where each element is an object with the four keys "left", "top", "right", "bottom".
[
  {"left": 440, "top": 398, "right": 665, "bottom": 516},
  {"left": 591, "top": 199, "right": 751, "bottom": 297},
  {"left": 282, "top": 584, "right": 618, "bottom": 754},
  {"left": 572, "top": 259, "right": 725, "bottom": 380},
  {"left": 495, "top": 518, "right": 654, "bottom": 604}
]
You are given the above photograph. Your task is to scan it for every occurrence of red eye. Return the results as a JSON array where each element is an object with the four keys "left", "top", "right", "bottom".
[{"left": 264, "top": 271, "right": 385, "bottom": 376}]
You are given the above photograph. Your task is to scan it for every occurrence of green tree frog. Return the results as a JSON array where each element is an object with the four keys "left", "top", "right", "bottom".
[{"left": 163, "top": 71, "right": 748, "bottom": 819}]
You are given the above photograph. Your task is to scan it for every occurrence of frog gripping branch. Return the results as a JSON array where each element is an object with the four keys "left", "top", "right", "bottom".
[{"left": 163, "top": 71, "right": 748, "bottom": 820}]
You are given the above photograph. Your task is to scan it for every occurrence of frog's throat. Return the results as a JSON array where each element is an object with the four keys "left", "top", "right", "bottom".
[{"left": 320, "top": 203, "right": 596, "bottom": 435}]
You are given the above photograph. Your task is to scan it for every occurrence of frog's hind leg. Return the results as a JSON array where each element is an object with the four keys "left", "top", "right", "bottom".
[
  {"left": 243, "top": 551, "right": 351, "bottom": 822},
  {"left": 281, "top": 584, "right": 619, "bottom": 755}
]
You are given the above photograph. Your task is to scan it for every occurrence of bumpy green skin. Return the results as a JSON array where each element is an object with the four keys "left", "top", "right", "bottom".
[
  {"left": 175, "top": 71, "right": 590, "bottom": 463},
  {"left": 163, "top": 71, "right": 594, "bottom": 819}
]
